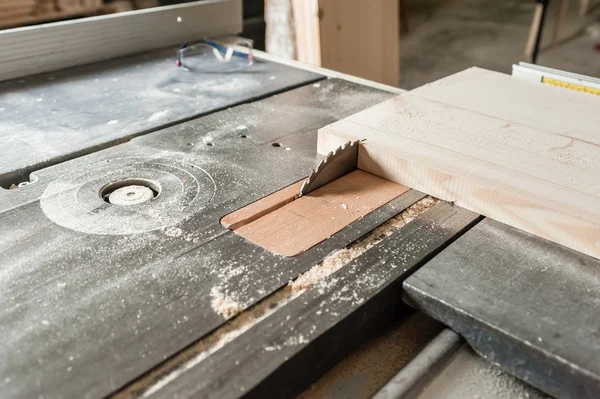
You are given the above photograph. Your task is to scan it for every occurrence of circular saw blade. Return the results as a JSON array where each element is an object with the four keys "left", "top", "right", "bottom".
[{"left": 298, "top": 140, "right": 359, "bottom": 197}]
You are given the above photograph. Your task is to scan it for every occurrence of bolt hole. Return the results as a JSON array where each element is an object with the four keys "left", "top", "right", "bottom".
[
  {"left": 240, "top": 135, "right": 248, "bottom": 138},
  {"left": 99, "top": 178, "right": 161, "bottom": 205},
  {"left": 272, "top": 143, "right": 282, "bottom": 147},
  {"left": 206, "top": 142, "right": 214, "bottom": 147}
]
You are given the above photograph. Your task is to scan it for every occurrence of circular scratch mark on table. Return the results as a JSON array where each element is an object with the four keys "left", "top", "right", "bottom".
[{"left": 40, "top": 157, "right": 216, "bottom": 235}]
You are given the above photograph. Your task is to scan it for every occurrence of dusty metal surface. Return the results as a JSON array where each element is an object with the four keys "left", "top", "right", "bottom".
[
  {"left": 0, "top": 78, "right": 394, "bottom": 399},
  {"left": 0, "top": 47, "right": 322, "bottom": 188},
  {"left": 406, "top": 343, "right": 550, "bottom": 399},
  {"left": 404, "top": 218, "right": 600, "bottom": 399},
  {"left": 132, "top": 202, "right": 481, "bottom": 399},
  {"left": 373, "top": 329, "right": 464, "bottom": 399},
  {"left": 300, "top": 312, "right": 445, "bottom": 399}
]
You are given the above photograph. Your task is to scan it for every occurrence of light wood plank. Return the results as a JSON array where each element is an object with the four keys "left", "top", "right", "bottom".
[
  {"left": 318, "top": 68, "right": 600, "bottom": 259},
  {"left": 408, "top": 67, "right": 600, "bottom": 145},
  {"left": 229, "top": 170, "right": 409, "bottom": 256},
  {"left": 317, "top": 0, "right": 400, "bottom": 86},
  {"left": 292, "top": 0, "right": 321, "bottom": 65},
  {"left": 282, "top": 0, "right": 400, "bottom": 86}
]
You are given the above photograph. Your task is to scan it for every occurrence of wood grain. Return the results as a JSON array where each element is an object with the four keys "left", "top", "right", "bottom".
[
  {"left": 221, "top": 180, "right": 304, "bottom": 230},
  {"left": 229, "top": 170, "right": 409, "bottom": 256},
  {"left": 318, "top": 67, "right": 600, "bottom": 259},
  {"left": 292, "top": 0, "right": 321, "bottom": 65},
  {"left": 317, "top": 0, "right": 400, "bottom": 86},
  {"left": 287, "top": 0, "right": 400, "bottom": 86}
]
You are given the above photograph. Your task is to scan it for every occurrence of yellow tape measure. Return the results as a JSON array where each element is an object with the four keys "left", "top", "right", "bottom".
[{"left": 542, "top": 77, "right": 600, "bottom": 96}]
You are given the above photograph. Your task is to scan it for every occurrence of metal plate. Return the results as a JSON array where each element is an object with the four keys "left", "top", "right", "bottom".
[
  {"left": 0, "top": 47, "right": 323, "bottom": 188},
  {"left": 404, "top": 218, "right": 600, "bottom": 399},
  {"left": 0, "top": 78, "right": 394, "bottom": 399}
]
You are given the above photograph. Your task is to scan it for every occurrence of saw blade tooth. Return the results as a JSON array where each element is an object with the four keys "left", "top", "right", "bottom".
[
  {"left": 315, "top": 160, "right": 325, "bottom": 172},
  {"left": 299, "top": 139, "right": 360, "bottom": 197},
  {"left": 299, "top": 180, "right": 308, "bottom": 196}
]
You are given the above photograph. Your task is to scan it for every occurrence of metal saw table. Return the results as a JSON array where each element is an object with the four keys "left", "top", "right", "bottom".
[{"left": 0, "top": 47, "right": 598, "bottom": 399}]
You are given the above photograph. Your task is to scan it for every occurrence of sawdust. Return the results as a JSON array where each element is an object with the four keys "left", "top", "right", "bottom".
[
  {"left": 113, "top": 196, "right": 440, "bottom": 397},
  {"left": 210, "top": 286, "right": 242, "bottom": 319},
  {"left": 114, "top": 285, "right": 301, "bottom": 398},
  {"left": 164, "top": 227, "right": 183, "bottom": 237},
  {"left": 298, "top": 312, "right": 444, "bottom": 399},
  {"left": 290, "top": 196, "right": 438, "bottom": 292}
]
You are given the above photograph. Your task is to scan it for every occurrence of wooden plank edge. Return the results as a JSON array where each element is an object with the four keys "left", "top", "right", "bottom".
[{"left": 317, "top": 131, "right": 600, "bottom": 261}]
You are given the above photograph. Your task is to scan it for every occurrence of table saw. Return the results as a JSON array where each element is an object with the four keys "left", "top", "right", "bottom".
[{"left": 1, "top": 38, "right": 599, "bottom": 399}]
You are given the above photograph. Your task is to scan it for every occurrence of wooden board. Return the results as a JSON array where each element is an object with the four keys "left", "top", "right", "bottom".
[
  {"left": 318, "top": 67, "right": 600, "bottom": 259},
  {"left": 227, "top": 170, "right": 410, "bottom": 256},
  {"left": 267, "top": 0, "right": 400, "bottom": 86},
  {"left": 316, "top": 0, "right": 400, "bottom": 86}
]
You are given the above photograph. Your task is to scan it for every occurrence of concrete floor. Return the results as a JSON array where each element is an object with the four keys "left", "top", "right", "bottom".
[{"left": 400, "top": 0, "right": 600, "bottom": 89}]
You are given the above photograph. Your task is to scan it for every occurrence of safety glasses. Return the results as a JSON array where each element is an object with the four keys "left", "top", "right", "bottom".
[{"left": 175, "top": 37, "right": 254, "bottom": 73}]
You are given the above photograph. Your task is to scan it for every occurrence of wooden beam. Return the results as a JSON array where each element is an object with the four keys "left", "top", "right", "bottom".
[
  {"left": 318, "top": 67, "right": 600, "bottom": 260},
  {"left": 267, "top": 0, "right": 400, "bottom": 86},
  {"left": 317, "top": 0, "right": 400, "bottom": 86},
  {"left": 525, "top": 1, "right": 544, "bottom": 58},
  {"left": 553, "top": 0, "right": 569, "bottom": 45},
  {"left": 292, "top": 0, "right": 321, "bottom": 65}
]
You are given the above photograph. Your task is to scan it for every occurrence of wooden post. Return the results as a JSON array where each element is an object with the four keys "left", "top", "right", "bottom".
[
  {"left": 266, "top": 0, "right": 400, "bottom": 86},
  {"left": 265, "top": 0, "right": 297, "bottom": 59},
  {"left": 524, "top": 0, "right": 549, "bottom": 63},
  {"left": 553, "top": 0, "right": 569, "bottom": 45},
  {"left": 579, "top": 0, "right": 590, "bottom": 15}
]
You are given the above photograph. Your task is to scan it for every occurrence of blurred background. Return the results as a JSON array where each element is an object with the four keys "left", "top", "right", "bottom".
[{"left": 1, "top": 0, "right": 598, "bottom": 89}]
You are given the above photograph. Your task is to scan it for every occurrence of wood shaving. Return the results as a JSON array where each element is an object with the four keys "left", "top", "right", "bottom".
[
  {"left": 290, "top": 196, "right": 438, "bottom": 292},
  {"left": 114, "top": 196, "right": 439, "bottom": 398},
  {"left": 210, "top": 286, "right": 242, "bottom": 319},
  {"left": 115, "top": 286, "right": 300, "bottom": 398}
]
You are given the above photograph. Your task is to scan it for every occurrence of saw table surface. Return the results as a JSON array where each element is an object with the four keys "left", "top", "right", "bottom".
[
  {"left": 0, "top": 48, "right": 597, "bottom": 399},
  {"left": 0, "top": 47, "right": 321, "bottom": 188}
]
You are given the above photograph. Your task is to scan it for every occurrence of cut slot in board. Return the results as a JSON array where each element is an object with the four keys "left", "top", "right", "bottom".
[
  {"left": 221, "top": 169, "right": 410, "bottom": 256},
  {"left": 317, "top": 67, "right": 600, "bottom": 260}
]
